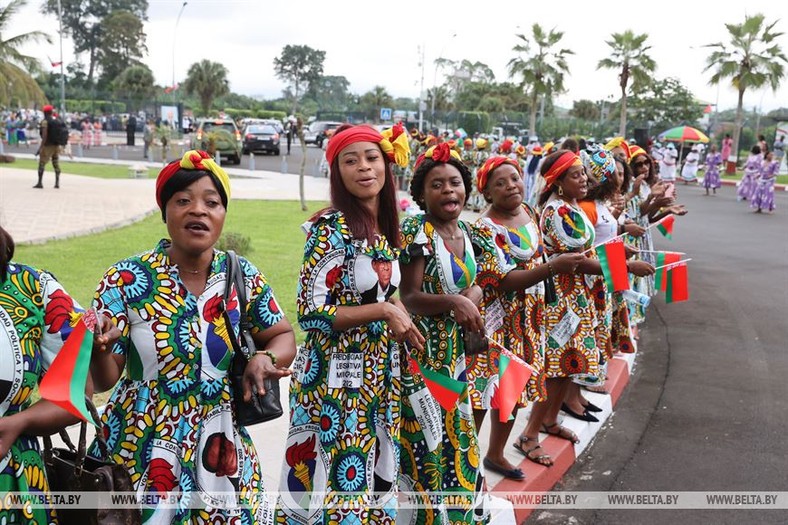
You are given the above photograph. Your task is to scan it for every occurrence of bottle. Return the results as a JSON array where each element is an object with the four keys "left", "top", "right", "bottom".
[{"left": 621, "top": 289, "right": 650, "bottom": 308}]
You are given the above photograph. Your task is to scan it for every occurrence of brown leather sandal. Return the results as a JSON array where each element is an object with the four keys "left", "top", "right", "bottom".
[
  {"left": 513, "top": 435, "right": 553, "bottom": 467},
  {"left": 541, "top": 422, "right": 580, "bottom": 444}
]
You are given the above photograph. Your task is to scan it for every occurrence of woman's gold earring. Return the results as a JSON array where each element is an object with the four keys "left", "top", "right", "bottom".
[{"left": 558, "top": 186, "right": 564, "bottom": 196}]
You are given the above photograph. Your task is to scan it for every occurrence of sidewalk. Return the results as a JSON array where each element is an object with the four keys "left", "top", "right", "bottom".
[{"left": 5, "top": 156, "right": 640, "bottom": 523}]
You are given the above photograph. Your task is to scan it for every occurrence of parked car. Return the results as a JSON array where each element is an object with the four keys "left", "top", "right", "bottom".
[
  {"left": 194, "top": 118, "right": 242, "bottom": 164},
  {"left": 304, "top": 121, "right": 343, "bottom": 148},
  {"left": 242, "top": 124, "right": 280, "bottom": 155}
]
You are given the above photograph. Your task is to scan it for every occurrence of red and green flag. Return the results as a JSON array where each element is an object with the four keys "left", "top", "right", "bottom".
[
  {"left": 656, "top": 215, "right": 675, "bottom": 239},
  {"left": 655, "top": 252, "right": 682, "bottom": 292},
  {"left": 408, "top": 357, "right": 467, "bottom": 411},
  {"left": 596, "top": 237, "right": 629, "bottom": 292},
  {"left": 39, "top": 309, "right": 99, "bottom": 425},
  {"left": 665, "top": 261, "right": 689, "bottom": 303},
  {"left": 495, "top": 349, "right": 533, "bottom": 423}
]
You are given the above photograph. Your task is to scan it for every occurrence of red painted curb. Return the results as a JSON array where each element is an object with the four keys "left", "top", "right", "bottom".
[{"left": 491, "top": 353, "right": 633, "bottom": 524}]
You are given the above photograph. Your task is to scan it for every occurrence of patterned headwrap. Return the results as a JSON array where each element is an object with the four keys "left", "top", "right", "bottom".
[
  {"left": 515, "top": 144, "right": 526, "bottom": 157},
  {"left": 463, "top": 138, "right": 473, "bottom": 149},
  {"left": 604, "top": 136, "right": 631, "bottom": 160},
  {"left": 476, "top": 138, "right": 488, "bottom": 150},
  {"left": 532, "top": 145, "right": 544, "bottom": 156},
  {"left": 586, "top": 146, "right": 615, "bottom": 184},
  {"left": 541, "top": 150, "right": 582, "bottom": 193},
  {"left": 326, "top": 123, "right": 410, "bottom": 168},
  {"left": 629, "top": 145, "right": 647, "bottom": 160},
  {"left": 476, "top": 156, "right": 522, "bottom": 193},
  {"left": 414, "top": 142, "right": 463, "bottom": 170},
  {"left": 543, "top": 141, "right": 555, "bottom": 155},
  {"left": 156, "top": 150, "right": 231, "bottom": 210}
]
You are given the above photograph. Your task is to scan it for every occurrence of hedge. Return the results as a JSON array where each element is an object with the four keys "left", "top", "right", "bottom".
[{"left": 457, "top": 111, "right": 491, "bottom": 136}]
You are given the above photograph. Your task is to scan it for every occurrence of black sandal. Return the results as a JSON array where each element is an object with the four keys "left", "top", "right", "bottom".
[
  {"left": 541, "top": 422, "right": 580, "bottom": 444},
  {"left": 513, "top": 435, "right": 553, "bottom": 467}
]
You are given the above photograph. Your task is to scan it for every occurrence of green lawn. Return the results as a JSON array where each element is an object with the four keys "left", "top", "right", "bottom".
[
  {"left": 8, "top": 158, "right": 158, "bottom": 179},
  {"left": 15, "top": 200, "right": 327, "bottom": 340}
]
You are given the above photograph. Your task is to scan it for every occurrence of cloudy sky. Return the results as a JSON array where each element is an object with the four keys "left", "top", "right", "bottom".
[{"left": 16, "top": 0, "right": 788, "bottom": 113}]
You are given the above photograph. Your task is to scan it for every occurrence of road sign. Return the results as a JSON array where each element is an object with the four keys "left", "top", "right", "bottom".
[{"left": 380, "top": 107, "right": 392, "bottom": 121}]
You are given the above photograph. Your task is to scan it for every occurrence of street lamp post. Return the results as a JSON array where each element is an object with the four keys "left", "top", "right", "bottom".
[
  {"left": 171, "top": 2, "right": 188, "bottom": 90},
  {"left": 170, "top": 1, "right": 187, "bottom": 136},
  {"left": 56, "top": 0, "right": 65, "bottom": 114}
]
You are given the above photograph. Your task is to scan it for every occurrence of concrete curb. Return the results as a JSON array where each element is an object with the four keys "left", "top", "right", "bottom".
[{"left": 488, "top": 352, "right": 636, "bottom": 523}]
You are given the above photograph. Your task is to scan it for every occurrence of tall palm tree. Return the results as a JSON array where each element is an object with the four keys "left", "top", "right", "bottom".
[
  {"left": 597, "top": 30, "right": 656, "bottom": 137},
  {"left": 0, "top": 0, "right": 51, "bottom": 107},
  {"left": 507, "top": 23, "right": 573, "bottom": 139},
  {"left": 704, "top": 13, "right": 787, "bottom": 161},
  {"left": 183, "top": 59, "right": 230, "bottom": 116}
]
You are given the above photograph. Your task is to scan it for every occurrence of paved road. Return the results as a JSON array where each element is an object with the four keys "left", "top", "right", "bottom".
[
  {"left": 1, "top": 137, "right": 328, "bottom": 176},
  {"left": 528, "top": 184, "right": 788, "bottom": 525}
]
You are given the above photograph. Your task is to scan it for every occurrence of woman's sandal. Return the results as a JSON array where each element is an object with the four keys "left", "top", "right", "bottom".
[
  {"left": 541, "top": 422, "right": 580, "bottom": 444},
  {"left": 512, "top": 435, "right": 553, "bottom": 467}
]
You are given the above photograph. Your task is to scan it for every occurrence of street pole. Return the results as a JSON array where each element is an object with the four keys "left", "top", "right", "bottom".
[
  {"left": 171, "top": 2, "right": 188, "bottom": 90},
  {"left": 56, "top": 0, "right": 65, "bottom": 114},
  {"left": 171, "top": 1, "right": 187, "bottom": 136}
]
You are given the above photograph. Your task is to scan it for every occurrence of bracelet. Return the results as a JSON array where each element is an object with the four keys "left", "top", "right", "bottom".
[
  {"left": 255, "top": 350, "right": 277, "bottom": 366},
  {"left": 547, "top": 261, "right": 555, "bottom": 277}
]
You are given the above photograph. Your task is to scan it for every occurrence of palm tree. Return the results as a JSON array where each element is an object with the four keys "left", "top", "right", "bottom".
[
  {"left": 0, "top": 0, "right": 51, "bottom": 107},
  {"left": 704, "top": 13, "right": 787, "bottom": 161},
  {"left": 360, "top": 86, "right": 393, "bottom": 122},
  {"left": 507, "top": 23, "right": 573, "bottom": 139},
  {"left": 597, "top": 30, "right": 656, "bottom": 137},
  {"left": 183, "top": 60, "right": 230, "bottom": 116}
]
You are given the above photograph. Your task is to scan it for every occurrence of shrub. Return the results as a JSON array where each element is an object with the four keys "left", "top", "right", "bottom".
[{"left": 216, "top": 232, "right": 253, "bottom": 256}]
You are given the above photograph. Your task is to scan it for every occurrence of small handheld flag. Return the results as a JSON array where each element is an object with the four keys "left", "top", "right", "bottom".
[
  {"left": 408, "top": 357, "right": 466, "bottom": 411},
  {"left": 487, "top": 337, "right": 534, "bottom": 423},
  {"left": 596, "top": 238, "right": 630, "bottom": 292},
  {"left": 39, "top": 309, "right": 100, "bottom": 426},
  {"left": 655, "top": 215, "right": 675, "bottom": 239}
]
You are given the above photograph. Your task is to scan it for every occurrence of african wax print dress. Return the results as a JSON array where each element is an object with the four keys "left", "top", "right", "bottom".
[
  {"left": 275, "top": 211, "right": 402, "bottom": 524},
  {"left": 398, "top": 214, "right": 490, "bottom": 525},
  {"left": 468, "top": 205, "right": 547, "bottom": 410},
  {"left": 751, "top": 160, "right": 779, "bottom": 212},
  {"left": 540, "top": 200, "right": 599, "bottom": 379},
  {"left": 0, "top": 264, "right": 82, "bottom": 525},
  {"left": 625, "top": 183, "right": 655, "bottom": 324},
  {"left": 91, "top": 240, "right": 284, "bottom": 525},
  {"left": 738, "top": 153, "right": 763, "bottom": 201}
]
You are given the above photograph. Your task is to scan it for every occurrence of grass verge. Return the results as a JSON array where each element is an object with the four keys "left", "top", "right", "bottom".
[{"left": 7, "top": 158, "right": 158, "bottom": 179}]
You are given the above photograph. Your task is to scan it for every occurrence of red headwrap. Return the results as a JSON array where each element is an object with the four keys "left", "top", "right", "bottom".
[
  {"left": 42, "top": 105, "right": 54, "bottom": 113},
  {"left": 541, "top": 151, "right": 581, "bottom": 193},
  {"left": 500, "top": 139, "right": 513, "bottom": 153},
  {"left": 476, "top": 156, "right": 521, "bottom": 193},
  {"left": 155, "top": 150, "right": 231, "bottom": 210},
  {"left": 325, "top": 124, "right": 410, "bottom": 168}
]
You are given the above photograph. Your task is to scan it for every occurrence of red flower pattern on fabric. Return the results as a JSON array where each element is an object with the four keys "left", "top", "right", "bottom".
[{"left": 44, "top": 289, "right": 75, "bottom": 334}]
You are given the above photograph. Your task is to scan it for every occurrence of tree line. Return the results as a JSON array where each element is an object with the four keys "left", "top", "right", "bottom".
[{"left": 1, "top": 0, "right": 785, "bottom": 155}]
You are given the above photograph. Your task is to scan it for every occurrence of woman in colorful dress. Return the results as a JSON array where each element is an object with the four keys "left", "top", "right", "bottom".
[
  {"left": 470, "top": 157, "right": 582, "bottom": 477},
  {"left": 0, "top": 226, "right": 118, "bottom": 525},
  {"left": 703, "top": 144, "right": 723, "bottom": 196},
  {"left": 276, "top": 124, "right": 423, "bottom": 524},
  {"left": 89, "top": 150, "right": 297, "bottom": 524},
  {"left": 398, "top": 143, "right": 490, "bottom": 524},
  {"left": 92, "top": 120, "right": 103, "bottom": 147},
  {"left": 513, "top": 150, "right": 602, "bottom": 449},
  {"left": 738, "top": 145, "right": 763, "bottom": 202},
  {"left": 751, "top": 151, "right": 779, "bottom": 213}
]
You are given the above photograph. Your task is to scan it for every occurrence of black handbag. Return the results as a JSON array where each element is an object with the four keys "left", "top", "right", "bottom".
[
  {"left": 42, "top": 397, "right": 141, "bottom": 525},
  {"left": 224, "top": 250, "right": 284, "bottom": 426}
]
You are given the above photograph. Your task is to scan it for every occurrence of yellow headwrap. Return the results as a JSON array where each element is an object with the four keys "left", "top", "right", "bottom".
[{"left": 156, "top": 150, "right": 231, "bottom": 209}]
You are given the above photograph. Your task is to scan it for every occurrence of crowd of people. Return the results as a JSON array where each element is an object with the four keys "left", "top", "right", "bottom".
[{"left": 1, "top": 117, "right": 775, "bottom": 525}]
